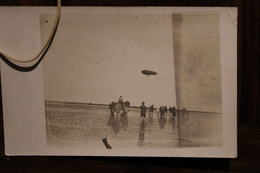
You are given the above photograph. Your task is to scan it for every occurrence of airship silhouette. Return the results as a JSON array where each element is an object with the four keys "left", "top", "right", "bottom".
[{"left": 141, "top": 70, "right": 157, "bottom": 76}]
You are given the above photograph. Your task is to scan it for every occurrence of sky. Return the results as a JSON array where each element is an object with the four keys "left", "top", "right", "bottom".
[{"left": 41, "top": 13, "right": 176, "bottom": 107}]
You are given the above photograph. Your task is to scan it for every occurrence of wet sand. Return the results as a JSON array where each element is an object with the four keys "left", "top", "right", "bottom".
[{"left": 45, "top": 101, "right": 222, "bottom": 149}]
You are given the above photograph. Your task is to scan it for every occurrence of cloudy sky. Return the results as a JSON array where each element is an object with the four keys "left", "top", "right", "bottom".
[{"left": 41, "top": 13, "right": 176, "bottom": 107}]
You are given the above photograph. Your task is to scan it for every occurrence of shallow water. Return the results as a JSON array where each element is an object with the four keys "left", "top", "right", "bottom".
[{"left": 46, "top": 102, "right": 222, "bottom": 149}]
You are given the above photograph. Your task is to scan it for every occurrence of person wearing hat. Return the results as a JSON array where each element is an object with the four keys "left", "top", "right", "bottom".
[{"left": 140, "top": 101, "right": 147, "bottom": 123}]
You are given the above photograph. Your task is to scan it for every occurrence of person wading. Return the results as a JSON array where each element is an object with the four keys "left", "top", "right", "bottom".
[{"left": 140, "top": 101, "right": 147, "bottom": 123}]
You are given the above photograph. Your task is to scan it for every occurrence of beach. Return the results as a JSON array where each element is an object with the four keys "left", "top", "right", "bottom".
[{"left": 46, "top": 101, "right": 222, "bottom": 149}]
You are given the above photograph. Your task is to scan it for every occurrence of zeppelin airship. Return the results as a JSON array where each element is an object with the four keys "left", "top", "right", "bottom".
[{"left": 141, "top": 70, "right": 158, "bottom": 76}]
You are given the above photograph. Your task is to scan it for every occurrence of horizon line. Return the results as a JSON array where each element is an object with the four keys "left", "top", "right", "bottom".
[{"left": 45, "top": 100, "right": 221, "bottom": 114}]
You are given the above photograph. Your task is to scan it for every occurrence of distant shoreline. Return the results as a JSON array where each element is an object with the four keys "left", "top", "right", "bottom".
[
  {"left": 45, "top": 100, "right": 141, "bottom": 109},
  {"left": 45, "top": 100, "right": 221, "bottom": 114}
]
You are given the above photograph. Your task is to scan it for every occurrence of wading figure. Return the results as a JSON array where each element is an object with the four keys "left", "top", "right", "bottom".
[
  {"left": 140, "top": 101, "right": 147, "bottom": 123},
  {"left": 164, "top": 106, "right": 168, "bottom": 114},
  {"left": 182, "top": 107, "right": 189, "bottom": 122},
  {"left": 148, "top": 105, "right": 154, "bottom": 116},
  {"left": 159, "top": 106, "right": 165, "bottom": 117},
  {"left": 171, "top": 106, "right": 176, "bottom": 117}
]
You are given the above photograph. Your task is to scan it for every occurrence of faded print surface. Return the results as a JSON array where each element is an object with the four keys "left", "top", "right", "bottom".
[
  {"left": 41, "top": 13, "right": 222, "bottom": 149},
  {"left": 173, "top": 14, "right": 222, "bottom": 113}
]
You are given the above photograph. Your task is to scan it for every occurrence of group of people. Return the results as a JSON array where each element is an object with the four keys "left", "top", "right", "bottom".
[
  {"left": 115, "top": 96, "right": 188, "bottom": 123},
  {"left": 140, "top": 102, "right": 178, "bottom": 122},
  {"left": 140, "top": 102, "right": 189, "bottom": 123},
  {"left": 159, "top": 106, "right": 177, "bottom": 117}
]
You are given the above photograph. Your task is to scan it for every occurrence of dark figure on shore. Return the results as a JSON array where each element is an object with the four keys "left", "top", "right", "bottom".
[
  {"left": 164, "top": 106, "right": 168, "bottom": 114},
  {"left": 140, "top": 102, "right": 147, "bottom": 123},
  {"left": 149, "top": 105, "right": 154, "bottom": 116},
  {"left": 171, "top": 106, "right": 176, "bottom": 117},
  {"left": 169, "top": 106, "right": 172, "bottom": 113},
  {"left": 124, "top": 101, "right": 130, "bottom": 111},
  {"left": 182, "top": 107, "right": 189, "bottom": 122},
  {"left": 109, "top": 101, "right": 116, "bottom": 115},
  {"left": 159, "top": 106, "right": 165, "bottom": 117}
]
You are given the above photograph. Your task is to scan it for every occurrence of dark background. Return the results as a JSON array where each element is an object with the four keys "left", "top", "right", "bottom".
[{"left": 0, "top": 0, "right": 259, "bottom": 172}]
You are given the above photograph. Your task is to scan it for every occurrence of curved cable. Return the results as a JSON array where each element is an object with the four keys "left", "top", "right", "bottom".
[
  {"left": 0, "top": 16, "right": 60, "bottom": 72},
  {"left": 0, "top": 0, "right": 61, "bottom": 63}
]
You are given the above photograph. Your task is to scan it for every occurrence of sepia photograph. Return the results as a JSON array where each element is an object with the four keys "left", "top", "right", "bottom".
[
  {"left": 0, "top": 7, "right": 237, "bottom": 157},
  {"left": 42, "top": 12, "right": 222, "bottom": 149},
  {"left": 2, "top": 1, "right": 260, "bottom": 172}
]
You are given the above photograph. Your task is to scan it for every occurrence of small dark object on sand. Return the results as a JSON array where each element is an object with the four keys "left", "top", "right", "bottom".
[{"left": 102, "top": 138, "right": 112, "bottom": 149}]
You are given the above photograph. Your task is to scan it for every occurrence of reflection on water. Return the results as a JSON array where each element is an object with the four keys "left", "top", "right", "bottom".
[
  {"left": 158, "top": 114, "right": 167, "bottom": 130},
  {"left": 168, "top": 116, "right": 176, "bottom": 131},
  {"left": 176, "top": 111, "right": 222, "bottom": 147},
  {"left": 106, "top": 111, "right": 180, "bottom": 148},
  {"left": 107, "top": 113, "right": 128, "bottom": 134},
  {"left": 147, "top": 115, "right": 153, "bottom": 127},
  {"left": 138, "top": 121, "right": 146, "bottom": 146}
]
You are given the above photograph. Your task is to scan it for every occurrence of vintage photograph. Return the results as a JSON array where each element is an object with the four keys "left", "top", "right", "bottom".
[{"left": 41, "top": 12, "right": 222, "bottom": 149}]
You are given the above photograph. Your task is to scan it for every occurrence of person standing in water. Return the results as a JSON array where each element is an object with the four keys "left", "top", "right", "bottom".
[
  {"left": 172, "top": 106, "right": 176, "bottom": 117},
  {"left": 118, "top": 96, "right": 124, "bottom": 112},
  {"left": 182, "top": 107, "right": 189, "bottom": 122},
  {"left": 140, "top": 101, "right": 147, "bottom": 123},
  {"left": 118, "top": 96, "right": 123, "bottom": 104}
]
